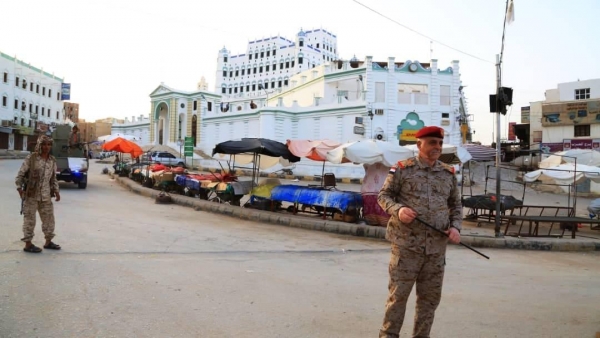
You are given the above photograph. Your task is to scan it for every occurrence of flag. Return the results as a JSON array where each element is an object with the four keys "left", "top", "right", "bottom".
[{"left": 506, "top": 0, "right": 515, "bottom": 24}]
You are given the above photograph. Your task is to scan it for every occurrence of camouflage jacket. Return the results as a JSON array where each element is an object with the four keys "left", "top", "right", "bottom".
[
  {"left": 378, "top": 156, "right": 462, "bottom": 255},
  {"left": 15, "top": 153, "right": 59, "bottom": 201}
]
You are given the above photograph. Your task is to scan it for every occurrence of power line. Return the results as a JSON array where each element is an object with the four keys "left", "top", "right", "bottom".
[{"left": 351, "top": 0, "right": 494, "bottom": 64}]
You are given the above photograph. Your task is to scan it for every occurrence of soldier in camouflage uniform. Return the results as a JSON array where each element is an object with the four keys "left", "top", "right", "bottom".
[
  {"left": 15, "top": 135, "right": 62, "bottom": 253},
  {"left": 378, "top": 126, "right": 462, "bottom": 338}
]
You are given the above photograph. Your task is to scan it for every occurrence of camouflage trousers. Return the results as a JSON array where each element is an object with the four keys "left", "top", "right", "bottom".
[
  {"left": 21, "top": 198, "right": 55, "bottom": 242},
  {"left": 379, "top": 245, "right": 445, "bottom": 338}
]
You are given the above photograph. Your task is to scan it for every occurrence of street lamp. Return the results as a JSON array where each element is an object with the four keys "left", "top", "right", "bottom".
[
  {"left": 258, "top": 84, "right": 274, "bottom": 107},
  {"left": 367, "top": 103, "right": 374, "bottom": 139},
  {"left": 177, "top": 139, "right": 183, "bottom": 158}
]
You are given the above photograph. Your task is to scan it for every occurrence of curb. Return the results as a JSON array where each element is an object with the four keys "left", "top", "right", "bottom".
[{"left": 111, "top": 175, "right": 600, "bottom": 252}]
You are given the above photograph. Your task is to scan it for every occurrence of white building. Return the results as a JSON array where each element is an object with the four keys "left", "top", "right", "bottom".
[
  {"left": 0, "top": 51, "right": 65, "bottom": 150},
  {"left": 150, "top": 60, "right": 468, "bottom": 177},
  {"left": 216, "top": 29, "right": 339, "bottom": 98},
  {"left": 111, "top": 114, "right": 151, "bottom": 145},
  {"left": 528, "top": 78, "right": 600, "bottom": 153}
]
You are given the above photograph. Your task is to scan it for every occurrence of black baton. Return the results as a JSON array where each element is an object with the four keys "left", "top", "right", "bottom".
[{"left": 415, "top": 217, "right": 490, "bottom": 260}]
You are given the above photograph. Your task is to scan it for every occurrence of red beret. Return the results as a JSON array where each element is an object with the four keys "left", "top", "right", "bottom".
[{"left": 415, "top": 126, "right": 445, "bottom": 139}]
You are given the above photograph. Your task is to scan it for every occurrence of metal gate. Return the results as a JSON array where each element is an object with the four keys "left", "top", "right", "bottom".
[{"left": 14, "top": 134, "right": 23, "bottom": 151}]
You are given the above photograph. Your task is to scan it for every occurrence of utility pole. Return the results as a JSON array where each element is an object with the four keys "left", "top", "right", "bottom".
[{"left": 494, "top": 54, "right": 503, "bottom": 237}]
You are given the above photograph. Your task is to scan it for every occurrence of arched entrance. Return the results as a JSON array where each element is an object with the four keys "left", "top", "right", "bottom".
[
  {"left": 192, "top": 115, "right": 197, "bottom": 146},
  {"left": 155, "top": 102, "right": 170, "bottom": 145}
]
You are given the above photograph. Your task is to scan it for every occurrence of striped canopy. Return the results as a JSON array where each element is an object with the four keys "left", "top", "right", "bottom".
[{"left": 462, "top": 144, "right": 497, "bottom": 162}]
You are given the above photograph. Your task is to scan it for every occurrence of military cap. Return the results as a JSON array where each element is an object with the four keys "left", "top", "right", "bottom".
[{"left": 415, "top": 126, "right": 444, "bottom": 139}]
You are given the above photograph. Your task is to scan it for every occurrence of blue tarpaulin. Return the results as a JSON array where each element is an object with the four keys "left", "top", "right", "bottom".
[{"left": 270, "top": 185, "right": 363, "bottom": 213}]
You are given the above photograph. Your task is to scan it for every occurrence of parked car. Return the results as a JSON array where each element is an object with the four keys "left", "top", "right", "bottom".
[{"left": 150, "top": 151, "right": 185, "bottom": 166}]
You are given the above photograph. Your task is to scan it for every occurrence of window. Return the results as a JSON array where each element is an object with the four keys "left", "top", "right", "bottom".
[
  {"left": 285, "top": 61, "right": 290, "bottom": 68},
  {"left": 255, "top": 52, "right": 258, "bottom": 59},
  {"left": 442, "top": 113, "right": 450, "bottom": 118},
  {"left": 253, "top": 66, "right": 257, "bottom": 74},
  {"left": 224, "top": 56, "right": 228, "bottom": 62},
  {"left": 273, "top": 49, "right": 276, "bottom": 56},
  {"left": 35, "top": 105, "right": 39, "bottom": 114},
  {"left": 15, "top": 77, "right": 19, "bottom": 87},
  {"left": 36, "top": 84, "right": 39, "bottom": 93},
  {"left": 267, "top": 51, "right": 270, "bottom": 57},
  {"left": 240, "top": 86, "right": 244, "bottom": 93},
  {"left": 21, "top": 101, "right": 26, "bottom": 111},
  {"left": 291, "top": 60, "right": 295, "bottom": 67},
  {"left": 280, "top": 62, "right": 284, "bottom": 69},
  {"left": 235, "top": 70, "right": 239, "bottom": 77},
  {"left": 266, "top": 65, "right": 270, "bottom": 72},
  {"left": 234, "top": 87, "right": 238, "bottom": 93},
  {"left": 574, "top": 124, "right": 590, "bottom": 137},
  {"left": 43, "top": 87, "right": 46, "bottom": 95},
  {"left": 278, "top": 80, "right": 282, "bottom": 88},
  {"left": 29, "top": 104, "right": 32, "bottom": 113},
  {"left": 193, "top": 100, "right": 197, "bottom": 110},
  {"left": 299, "top": 40, "right": 304, "bottom": 47},
  {"left": 49, "top": 89, "right": 52, "bottom": 98},
  {"left": 57, "top": 92, "right": 60, "bottom": 100},
  {"left": 30, "top": 83, "right": 33, "bottom": 91},
  {"left": 263, "top": 82, "right": 268, "bottom": 89},
  {"left": 440, "top": 85, "right": 451, "bottom": 105},
  {"left": 273, "top": 64, "right": 276, "bottom": 71},
  {"left": 221, "top": 87, "right": 226, "bottom": 94},
  {"left": 249, "top": 54, "right": 252, "bottom": 60},
  {"left": 229, "top": 71, "right": 233, "bottom": 77},
  {"left": 42, "top": 107, "right": 45, "bottom": 115},
  {"left": 261, "top": 52, "right": 264, "bottom": 58},
  {"left": 228, "top": 87, "right": 232, "bottom": 94},
  {"left": 575, "top": 88, "right": 590, "bottom": 100},
  {"left": 2, "top": 72, "right": 7, "bottom": 83},
  {"left": 298, "top": 57, "right": 303, "bottom": 64},
  {"left": 22, "top": 79, "right": 27, "bottom": 89},
  {"left": 252, "top": 84, "right": 256, "bottom": 91},
  {"left": 14, "top": 99, "right": 18, "bottom": 109},
  {"left": 375, "top": 82, "right": 386, "bottom": 102},
  {"left": 2, "top": 96, "right": 6, "bottom": 107},
  {"left": 246, "top": 85, "right": 250, "bottom": 92},
  {"left": 222, "top": 70, "right": 227, "bottom": 77},
  {"left": 208, "top": 102, "right": 213, "bottom": 111},
  {"left": 284, "top": 79, "right": 289, "bottom": 86},
  {"left": 242, "top": 69, "right": 245, "bottom": 76},
  {"left": 56, "top": 111, "right": 59, "bottom": 119},
  {"left": 259, "top": 66, "right": 263, "bottom": 73},
  {"left": 317, "top": 43, "right": 320, "bottom": 48},
  {"left": 271, "top": 81, "right": 275, "bottom": 88}
]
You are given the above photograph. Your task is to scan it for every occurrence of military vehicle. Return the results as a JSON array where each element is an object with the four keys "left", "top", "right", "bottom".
[{"left": 51, "top": 124, "right": 89, "bottom": 189}]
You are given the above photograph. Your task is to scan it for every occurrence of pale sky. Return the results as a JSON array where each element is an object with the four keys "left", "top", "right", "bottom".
[{"left": 3, "top": 0, "right": 599, "bottom": 145}]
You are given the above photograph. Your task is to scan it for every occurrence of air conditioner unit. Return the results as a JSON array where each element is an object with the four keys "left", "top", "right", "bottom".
[{"left": 1, "top": 120, "right": 11, "bottom": 127}]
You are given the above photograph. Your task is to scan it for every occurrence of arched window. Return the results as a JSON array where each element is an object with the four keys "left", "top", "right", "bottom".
[
  {"left": 241, "top": 65, "right": 246, "bottom": 76},
  {"left": 222, "top": 67, "right": 227, "bottom": 77},
  {"left": 259, "top": 63, "right": 264, "bottom": 73},
  {"left": 298, "top": 53, "right": 304, "bottom": 65},
  {"left": 192, "top": 115, "right": 197, "bottom": 146},
  {"left": 221, "top": 84, "right": 226, "bottom": 94},
  {"left": 235, "top": 66, "right": 239, "bottom": 77},
  {"left": 260, "top": 49, "right": 265, "bottom": 58},
  {"left": 265, "top": 61, "right": 270, "bottom": 72}
]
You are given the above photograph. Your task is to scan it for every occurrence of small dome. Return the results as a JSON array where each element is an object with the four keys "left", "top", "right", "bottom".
[
  {"left": 297, "top": 28, "right": 306, "bottom": 37},
  {"left": 220, "top": 46, "right": 228, "bottom": 53},
  {"left": 350, "top": 55, "right": 359, "bottom": 62}
]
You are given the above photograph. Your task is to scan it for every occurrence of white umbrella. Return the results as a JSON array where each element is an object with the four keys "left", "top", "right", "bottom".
[
  {"left": 97, "top": 134, "right": 140, "bottom": 142},
  {"left": 326, "top": 140, "right": 413, "bottom": 167},
  {"left": 524, "top": 163, "right": 600, "bottom": 184},
  {"left": 539, "top": 149, "right": 600, "bottom": 169}
]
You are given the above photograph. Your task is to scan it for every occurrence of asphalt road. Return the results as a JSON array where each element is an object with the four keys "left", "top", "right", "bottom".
[{"left": 1, "top": 159, "right": 599, "bottom": 338}]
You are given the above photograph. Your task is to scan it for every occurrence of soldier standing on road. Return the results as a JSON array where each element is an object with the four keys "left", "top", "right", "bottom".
[
  {"left": 378, "top": 126, "right": 462, "bottom": 338},
  {"left": 15, "top": 135, "right": 62, "bottom": 253}
]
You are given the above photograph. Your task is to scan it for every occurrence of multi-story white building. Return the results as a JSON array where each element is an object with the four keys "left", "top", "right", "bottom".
[
  {"left": 150, "top": 60, "right": 468, "bottom": 177},
  {"left": 111, "top": 114, "right": 151, "bottom": 145},
  {"left": 0, "top": 51, "right": 65, "bottom": 150},
  {"left": 216, "top": 29, "right": 338, "bottom": 100},
  {"left": 526, "top": 78, "right": 600, "bottom": 153}
]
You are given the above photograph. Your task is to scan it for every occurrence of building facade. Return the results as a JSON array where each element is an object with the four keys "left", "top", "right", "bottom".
[
  {"left": 111, "top": 114, "right": 151, "bottom": 145},
  {"left": 64, "top": 102, "right": 80, "bottom": 123},
  {"left": 215, "top": 29, "right": 339, "bottom": 98},
  {"left": 525, "top": 78, "right": 600, "bottom": 153},
  {"left": 0, "top": 51, "right": 65, "bottom": 150},
  {"left": 150, "top": 56, "right": 469, "bottom": 177}
]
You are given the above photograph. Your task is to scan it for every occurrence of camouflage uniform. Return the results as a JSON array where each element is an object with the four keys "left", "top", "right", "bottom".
[
  {"left": 15, "top": 138, "right": 59, "bottom": 242},
  {"left": 378, "top": 156, "right": 462, "bottom": 338}
]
